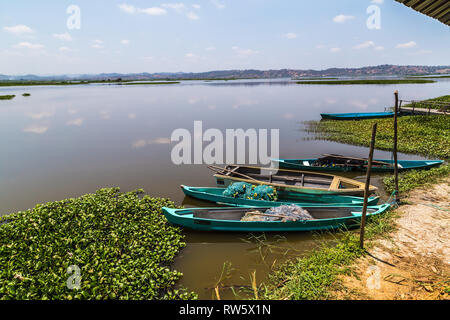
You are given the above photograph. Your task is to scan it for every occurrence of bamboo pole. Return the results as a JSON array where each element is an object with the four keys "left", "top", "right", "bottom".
[
  {"left": 359, "top": 123, "right": 377, "bottom": 249},
  {"left": 393, "top": 91, "right": 399, "bottom": 199}
]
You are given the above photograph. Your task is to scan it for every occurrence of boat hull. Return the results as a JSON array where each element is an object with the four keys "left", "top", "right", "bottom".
[
  {"left": 162, "top": 204, "right": 391, "bottom": 232},
  {"left": 181, "top": 185, "right": 380, "bottom": 206},
  {"left": 274, "top": 159, "right": 444, "bottom": 173},
  {"left": 320, "top": 112, "right": 394, "bottom": 120}
]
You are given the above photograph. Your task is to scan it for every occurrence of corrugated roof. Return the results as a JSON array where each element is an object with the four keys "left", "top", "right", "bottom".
[{"left": 395, "top": 0, "right": 450, "bottom": 26}]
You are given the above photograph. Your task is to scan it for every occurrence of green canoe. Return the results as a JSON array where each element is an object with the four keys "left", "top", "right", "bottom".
[
  {"left": 273, "top": 158, "right": 444, "bottom": 173},
  {"left": 162, "top": 203, "right": 391, "bottom": 232},
  {"left": 181, "top": 185, "right": 380, "bottom": 207},
  {"left": 320, "top": 112, "right": 394, "bottom": 120}
]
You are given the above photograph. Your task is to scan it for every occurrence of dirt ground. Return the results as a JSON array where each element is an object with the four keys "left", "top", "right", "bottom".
[{"left": 336, "top": 178, "right": 449, "bottom": 300}]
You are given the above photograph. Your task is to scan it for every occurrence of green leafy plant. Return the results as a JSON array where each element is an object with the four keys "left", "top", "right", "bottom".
[
  {"left": 305, "top": 114, "right": 450, "bottom": 159},
  {"left": 384, "top": 164, "right": 450, "bottom": 194},
  {"left": 0, "top": 95, "right": 15, "bottom": 100},
  {"left": 0, "top": 187, "right": 196, "bottom": 300}
]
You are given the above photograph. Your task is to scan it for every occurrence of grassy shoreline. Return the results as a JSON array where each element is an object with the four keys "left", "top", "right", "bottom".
[
  {"left": 262, "top": 108, "right": 449, "bottom": 300},
  {"left": 401, "top": 94, "right": 450, "bottom": 110},
  {"left": 261, "top": 210, "right": 397, "bottom": 299},
  {"left": 296, "top": 79, "right": 435, "bottom": 85},
  {"left": 305, "top": 115, "right": 449, "bottom": 159}
]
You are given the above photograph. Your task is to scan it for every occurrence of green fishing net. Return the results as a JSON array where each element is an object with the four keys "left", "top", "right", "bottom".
[{"left": 222, "top": 182, "right": 278, "bottom": 201}]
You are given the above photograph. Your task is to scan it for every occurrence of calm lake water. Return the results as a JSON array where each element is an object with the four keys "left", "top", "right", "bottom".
[{"left": 1, "top": 78, "right": 449, "bottom": 299}]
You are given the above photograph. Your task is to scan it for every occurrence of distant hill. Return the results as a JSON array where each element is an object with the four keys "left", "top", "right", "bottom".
[{"left": 1, "top": 65, "right": 449, "bottom": 81}]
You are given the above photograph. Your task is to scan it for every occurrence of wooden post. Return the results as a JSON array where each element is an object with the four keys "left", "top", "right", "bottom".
[
  {"left": 393, "top": 91, "right": 399, "bottom": 199},
  {"left": 359, "top": 123, "right": 377, "bottom": 249}
]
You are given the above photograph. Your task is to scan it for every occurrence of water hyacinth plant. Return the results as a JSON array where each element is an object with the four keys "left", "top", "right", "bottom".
[
  {"left": 305, "top": 115, "right": 450, "bottom": 159},
  {"left": 0, "top": 188, "right": 196, "bottom": 300},
  {"left": 0, "top": 95, "right": 15, "bottom": 100}
]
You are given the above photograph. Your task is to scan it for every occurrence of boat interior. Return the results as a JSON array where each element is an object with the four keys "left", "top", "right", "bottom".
[
  {"left": 187, "top": 207, "right": 376, "bottom": 221},
  {"left": 222, "top": 165, "right": 337, "bottom": 188}
]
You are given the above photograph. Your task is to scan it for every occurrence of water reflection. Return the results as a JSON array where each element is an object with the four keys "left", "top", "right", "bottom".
[{"left": 1, "top": 78, "right": 449, "bottom": 299}]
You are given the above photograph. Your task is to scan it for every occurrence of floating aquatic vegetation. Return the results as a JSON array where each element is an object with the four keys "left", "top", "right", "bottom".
[
  {"left": 0, "top": 95, "right": 15, "bottom": 100},
  {"left": 0, "top": 187, "right": 196, "bottom": 300},
  {"left": 305, "top": 114, "right": 450, "bottom": 159}
]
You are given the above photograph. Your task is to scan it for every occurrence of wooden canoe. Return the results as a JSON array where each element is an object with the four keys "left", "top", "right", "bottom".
[
  {"left": 320, "top": 112, "right": 394, "bottom": 120},
  {"left": 273, "top": 157, "right": 444, "bottom": 173},
  {"left": 181, "top": 185, "right": 380, "bottom": 207},
  {"left": 211, "top": 165, "right": 377, "bottom": 196},
  {"left": 162, "top": 203, "right": 391, "bottom": 232}
]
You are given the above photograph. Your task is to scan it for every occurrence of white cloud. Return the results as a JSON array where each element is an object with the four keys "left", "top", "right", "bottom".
[
  {"left": 121, "top": 39, "right": 130, "bottom": 45},
  {"left": 351, "top": 101, "right": 369, "bottom": 109},
  {"left": 374, "top": 46, "right": 384, "bottom": 51},
  {"left": 330, "top": 47, "right": 341, "bottom": 53},
  {"left": 396, "top": 41, "right": 417, "bottom": 49},
  {"left": 284, "top": 32, "right": 297, "bottom": 39},
  {"left": 100, "top": 110, "right": 111, "bottom": 120},
  {"left": 14, "top": 42, "right": 44, "bottom": 50},
  {"left": 232, "top": 46, "right": 259, "bottom": 57},
  {"left": 211, "top": 0, "right": 225, "bottom": 9},
  {"left": 67, "top": 118, "right": 84, "bottom": 126},
  {"left": 53, "top": 32, "right": 72, "bottom": 41},
  {"left": 353, "top": 40, "right": 375, "bottom": 49},
  {"left": 232, "top": 98, "right": 258, "bottom": 109},
  {"left": 120, "top": 3, "right": 196, "bottom": 18},
  {"left": 316, "top": 44, "right": 326, "bottom": 49},
  {"left": 333, "top": 15, "right": 355, "bottom": 23},
  {"left": 371, "top": 0, "right": 384, "bottom": 4},
  {"left": 59, "top": 46, "right": 71, "bottom": 52},
  {"left": 91, "top": 39, "right": 104, "bottom": 49},
  {"left": 282, "top": 113, "right": 295, "bottom": 120},
  {"left": 132, "top": 139, "right": 147, "bottom": 148},
  {"left": 3, "top": 24, "right": 34, "bottom": 35},
  {"left": 132, "top": 137, "right": 171, "bottom": 148},
  {"left": 138, "top": 7, "right": 167, "bottom": 15},
  {"left": 162, "top": 3, "right": 199, "bottom": 20},
  {"left": 26, "top": 111, "right": 54, "bottom": 119},
  {"left": 118, "top": 3, "right": 136, "bottom": 13},
  {"left": 151, "top": 137, "right": 171, "bottom": 144},
  {"left": 186, "top": 11, "right": 199, "bottom": 20},
  {"left": 206, "top": 46, "right": 216, "bottom": 51},
  {"left": 162, "top": 3, "right": 186, "bottom": 12},
  {"left": 24, "top": 125, "right": 48, "bottom": 134},
  {"left": 185, "top": 53, "right": 196, "bottom": 58}
]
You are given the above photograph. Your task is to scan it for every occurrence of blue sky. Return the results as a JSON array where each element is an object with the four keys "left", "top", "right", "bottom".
[{"left": 1, "top": 0, "right": 449, "bottom": 75}]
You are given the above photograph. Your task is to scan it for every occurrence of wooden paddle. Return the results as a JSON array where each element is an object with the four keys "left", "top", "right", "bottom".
[{"left": 207, "top": 165, "right": 261, "bottom": 183}]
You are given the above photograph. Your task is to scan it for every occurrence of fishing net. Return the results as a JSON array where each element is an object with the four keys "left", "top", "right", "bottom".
[
  {"left": 222, "top": 182, "right": 252, "bottom": 198},
  {"left": 240, "top": 205, "right": 313, "bottom": 222},
  {"left": 264, "top": 205, "right": 313, "bottom": 221},
  {"left": 222, "top": 182, "right": 278, "bottom": 201},
  {"left": 245, "top": 185, "right": 278, "bottom": 201}
]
